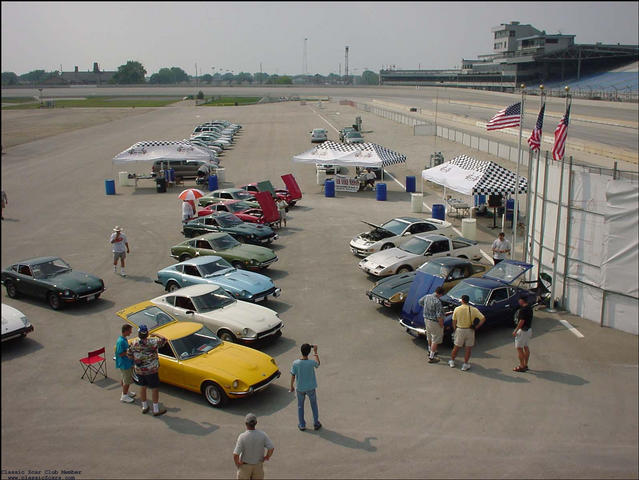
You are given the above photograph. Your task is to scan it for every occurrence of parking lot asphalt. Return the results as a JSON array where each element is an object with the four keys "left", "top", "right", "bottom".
[{"left": 1, "top": 100, "right": 637, "bottom": 479}]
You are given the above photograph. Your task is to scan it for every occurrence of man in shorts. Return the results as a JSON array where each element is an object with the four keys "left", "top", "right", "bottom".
[
  {"left": 115, "top": 324, "right": 136, "bottom": 403},
  {"left": 110, "top": 226, "right": 129, "bottom": 276},
  {"left": 513, "top": 295, "right": 533, "bottom": 372},
  {"left": 418, "top": 286, "right": 446, "bottom": 363},
  {"left": 233, "top": 413, "right": 275, "bottom": 480},
  {"left": 127, "top": 324, "right": 168, "bottom": 416},
  {"left": 449, "top": 295, "right": 486, "bottom": 371}
]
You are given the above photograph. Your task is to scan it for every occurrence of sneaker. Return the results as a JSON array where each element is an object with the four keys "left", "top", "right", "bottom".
[
  {"left": 314, "top": 422, "right": 322, "bottom": 431},
  {"left": 141, "top": 406, "right": 150, "bottom": 414},
  {"left": 298, "top": 425, "right": 306, "bottom": 431},
  {"left": 461, "top": 363, "right": 471, "bottom": 371},
  {"left": 153, "top": 407, "right": 167, "bottom": 417},
  {"left": 120, "top": 395, "right": 134, "bottom": 403},
  {"left": 448, "top": 360, "right": 456, "bottom": 368},
  {"left": 428, "top": 357, "right": 440, "bottom": 363},
  {"left": 120, "top": 271, "right": 127, "bottom": 277},
  {"left": 126, "top": 391, "right": 136, "bottom": 398}
]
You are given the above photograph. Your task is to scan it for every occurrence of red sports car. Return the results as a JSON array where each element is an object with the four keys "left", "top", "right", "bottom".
[
  {"left": 198, "top": 196, "right": 279, "bottom": 226},
  {"left": 240, "top": 175, "right": 302, "bottom": 208}
]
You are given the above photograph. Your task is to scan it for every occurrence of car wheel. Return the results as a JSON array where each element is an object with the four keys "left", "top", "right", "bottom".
[
  {"left": 218, "top": 329, "right": 237, "bottom": 343},
  {"left": 166, "top": 281, "right": 180, "bottom": 292},
  {"left": 5, "top": 281, "right": 18, "bottom": 298},
  {"left": 201, "top": 381, "right": 228, "bottom": 408},
  {"left": 232, "top": 261, "right": 244, "bottom": 270},
  {"left": 396, "top": 266, "right": 412, "bottom": 274},
  {"left": 381, "top": 243, "right": 394, "bottom": 250},
  {"left": 48, "top": 292, "right": 62, "bottom": 310},
  {"left": 458, "top": 255, "right": 468, "bottom": 259},
  {"left": 179, "top": 254, "right": 192, "bottom": 262}
]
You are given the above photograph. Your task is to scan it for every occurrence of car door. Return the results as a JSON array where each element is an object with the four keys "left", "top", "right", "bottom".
[
  {"left": 157, "top": 341, "right": 184, "bottom": 387},
  {"left": 182, "top": 264, "right": 206, "bottom": 287},
  {"left": 204, "top": 217, "right": 221, "bottom": 234},
  {"left": 14, "top": 264, "right": 42, "bottom": 298},
  {"left": 195, "top": 239, "right": 217, "bottom": 257},
  {"left": 427, "top": 240, "right": 451, "bottom": 260},
  {"left": 486, "top": 287, "right": 512, "bottom": 323}
]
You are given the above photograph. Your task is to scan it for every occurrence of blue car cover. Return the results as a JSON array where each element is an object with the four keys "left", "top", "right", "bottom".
[{"left": 399, "top": 272, "right": 445, "bottom": 328}]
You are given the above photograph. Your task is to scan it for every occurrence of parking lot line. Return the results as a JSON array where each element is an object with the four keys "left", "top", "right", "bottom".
[
  {"left": 559, "top": 319, "right": 585, "bottom": 338},
  {"left": 310, "top": 107, "right": 340, "bottom": 133}
]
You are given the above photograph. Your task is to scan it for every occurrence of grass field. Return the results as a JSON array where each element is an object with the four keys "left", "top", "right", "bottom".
[
  {"left": 2, "top": 96, "right": 182, "bottom": 109},
  {"left": 201, "top": 96, "right": 261, "bottom": 106}
]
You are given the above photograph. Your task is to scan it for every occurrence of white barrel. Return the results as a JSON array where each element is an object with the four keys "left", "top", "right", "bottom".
[
  {"left": 215, "top": 167, "right": 225, "bottom": 183},
  {"left": 316, "top": 169, "right": 327, "bottom": 185},
  {"left": 410, "top": 193, "right": 423, "bottom": 213},
  {"left": 118, "top": 171, "right": 131, "bottom": 186},
  {"left": 461, "top": 218, "right": 477, "bottom": 241}
]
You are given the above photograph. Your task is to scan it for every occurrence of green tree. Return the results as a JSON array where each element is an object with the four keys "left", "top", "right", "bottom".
[
  {"left": 276, "top": 75, "right": 292, "bottom": 85},
  {"left": 360, "top": 70, "right": 379, "bottom": 85},
  {"left": 19, "top": 69, "right": 47, "bottom": 84},
  {"left": 111, "top": 60, "right": 147, "bottom": 84},
  {"left": 236, "top": 72, "right": 253, "bottom": 84},
  {"left": 1, "top": 72, "right": 19, "bottom": 86},
  {"left": 253, "top": 72, "right": 268, "bottom": 84},
  {"left": 149, "top": 67, "right": 188, "bottom": 84},
  {"left": 221, "top": 72, "right": 234, "bottom": 83},
  {"left": 201, "top": 73, "right": 213, "bottom": 84}
]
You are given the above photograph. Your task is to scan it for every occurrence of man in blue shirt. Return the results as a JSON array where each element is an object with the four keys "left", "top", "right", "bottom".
[
  {"left": 115, "top": 324, "right": 135, "bottom": 403},
  {"left": 290, "top": 343, "right": 321, "bottom": 431}
]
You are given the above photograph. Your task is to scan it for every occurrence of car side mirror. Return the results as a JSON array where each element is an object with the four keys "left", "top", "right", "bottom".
[{"left": 186, "top": 310, "right": 195, "bottom": 315}]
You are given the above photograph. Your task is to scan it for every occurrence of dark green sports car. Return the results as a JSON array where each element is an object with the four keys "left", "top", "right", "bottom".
[
  {"left": 170, "top": 232, "right": 278, "bottom": 271},
  {"left": 182, "top": 212, "right": 278, "bottom": 245},
  {"left": 1, "top": 257, "right": 105, "bottom": 310}
]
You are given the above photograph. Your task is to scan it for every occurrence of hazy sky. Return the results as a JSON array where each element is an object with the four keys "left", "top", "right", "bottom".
[{"left": 2, "top": 2, "right": 638, "bottom": 76}]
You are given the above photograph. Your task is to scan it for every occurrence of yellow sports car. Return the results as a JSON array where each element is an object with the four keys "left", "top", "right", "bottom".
[{"left": 116, "top": 301, "right": 281, "bottom": 407}]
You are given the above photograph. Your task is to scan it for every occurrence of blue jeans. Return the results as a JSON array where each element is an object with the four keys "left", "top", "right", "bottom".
[{"left": 296, "top": 389, "right": 319, "bottom": 428}]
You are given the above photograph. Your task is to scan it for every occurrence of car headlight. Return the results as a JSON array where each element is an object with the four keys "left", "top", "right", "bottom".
[
  {"left": 390, "top": 292, "right": 406, "bottom": 303},
  {"left": 232, "top": 380, "right": 239, "bottom": 388},
  {"left": 249, "top": 259, "right": 258, "bottom": 265},
  {"left": 20, "top": 315, "right": 29, "bottom": 327},
  {"left": 63, "top": 289, "right": 72, "bottom": 296},
  {"left": 242, "top": 328, "right": 249, "bottom": 336},
  {"left": 270, "top": 358, "right": 277, "bottom": 366},
  {"left": 250, "top": 234, "right": 256, "bottom": 239}
]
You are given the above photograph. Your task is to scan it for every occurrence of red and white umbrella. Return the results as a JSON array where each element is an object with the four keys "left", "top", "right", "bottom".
[{"left": 178, "top": 188, "right": 205, "bottom": 215}]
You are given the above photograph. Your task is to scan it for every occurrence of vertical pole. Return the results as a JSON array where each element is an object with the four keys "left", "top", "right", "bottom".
[
  {"left": 528, "top": 149, "right": 541, "bottom": 266},
  {"left": 537, "top": 151, "right": 550, "bottom": 276},
  {"left": 512, "top": 85, "right": 525, "bottom": 259},
  {"left": 523, "top": 148, "right": 534, "bottom": 263},
  {"left": 561, "top": 156, "right": 574, "bottom": 308}
]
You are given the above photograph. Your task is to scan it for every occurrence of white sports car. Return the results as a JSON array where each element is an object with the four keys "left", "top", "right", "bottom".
[
  {"left": 349, "top": 216, "right": 453, "bottom": 257},
  {"left": 150, "top": 284, "right": 282, "bottom": 345},
  {"left": 2, "top": 303, "right": 34, "bottom": 341},
  {"left": 358, "top": 234, "right": 482, "bottom": 278}
]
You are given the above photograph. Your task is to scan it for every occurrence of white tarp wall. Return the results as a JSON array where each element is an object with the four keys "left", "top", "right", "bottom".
[{"left": 527, "top": 156, "right": 638, "bottom": 335}]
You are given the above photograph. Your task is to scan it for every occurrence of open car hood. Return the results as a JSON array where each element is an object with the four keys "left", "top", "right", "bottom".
[
  {"left": 399, "top": 272, "right": 446, "bottom": 328},
  {"left": 254, "top": 191, "right": 280, "bottom": 223},
  {"left": 482, "top": 260, "right": 533, "bottom": 285},
  {"left": 281, "top": 174, "right": 302, "bottom": 200}
]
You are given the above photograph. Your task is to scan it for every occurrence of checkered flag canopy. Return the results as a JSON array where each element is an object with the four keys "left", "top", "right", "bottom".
[
  {"left": 315, "top": 141, "right": 406, "bottom": 167},
  {"left": 450, "top": 155, "right": 527, "bottom": 195}
]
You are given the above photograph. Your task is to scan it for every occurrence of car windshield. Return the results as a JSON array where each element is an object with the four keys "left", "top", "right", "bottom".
[
  {"left": 198, "top": 258, "right": 235, "bottom": 277},
  {"left": 191, "top": 288, "right": 236, "bottom": 312},
  {"left": 226, "top": 202, "right": 253, "bottom": 213},
  {"left": 400, "top": 237, "right": 431, "bottom": 255},
  {"left": 483, "top": 261, "right": 529, "bottom": 284},
  {"left": 418, "top": 261, "right": 451, "bottom": 277},
  {"left": 31, "top": 258, "right": 72, "bottom": 279},
  {"left": 232, "top": 191, "right": 254, "bottom": 201},
  {"left": 127, "top": 306, "right": 175, "bottom": 330},
  {"left": 346, "top": 132, "right": 362, "bottom": 138},
  {"left": 216, "top": 214, "right": 244, "bottom": 227},
  {"left": 171, "top": 325, "right": 222, "bottom": 360},
  {"left": 379, "top": 219, "right": 408, "bottom": 236},
  {"left": 446, "top": 282, "right": 491, "bottom": 306},
  {"left": 209, "top": 235, "right": 240, "bottom": 250}
]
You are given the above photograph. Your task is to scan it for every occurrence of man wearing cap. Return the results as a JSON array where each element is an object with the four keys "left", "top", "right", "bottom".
[
  {"left": 127, "top": 325, "right": 168, "bottom": 416},
  {"left": 233, "top": 413, "right": 274, "bottom": 480},
  {"left": 449, "top": 295, "right": 486, "bottom": 371},
  {"left": 110, "top": 226, "right": 130, "bottom": 277}
]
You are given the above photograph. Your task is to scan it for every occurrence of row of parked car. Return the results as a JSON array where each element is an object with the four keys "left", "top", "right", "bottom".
[{"left": 349, "top": 216, "right": 551, "bottom": 346}]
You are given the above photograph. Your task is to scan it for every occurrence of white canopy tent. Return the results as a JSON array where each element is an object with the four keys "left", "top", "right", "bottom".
[{"left": 112, "top": 141, "right": 217, "bottom": 169}]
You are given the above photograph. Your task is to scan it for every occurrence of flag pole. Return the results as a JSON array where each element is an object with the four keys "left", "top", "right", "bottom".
[
  {"left": 512, "top": 84, "right": 525, "bottom": 260},
  {"left": 525, "top": 85, "right": 545, "bottom": 266}
]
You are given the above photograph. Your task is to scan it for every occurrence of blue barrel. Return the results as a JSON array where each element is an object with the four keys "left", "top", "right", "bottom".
[
  {"left": 324, "top": 179, "right": 335, "bottom": 198},
  {"left": 376, "top": 182, "right": 387, "bottom": 201},
  {"left": 506, "top": 198, "right": 515, "bottom": 220},
  {"left": 432, "top": 203, "right": 446, "bottom": 220},
  {"left": 105, "top": 179, "right": 115, "bottom": 195},
  {"left": 405, "top": 175, "right": 416, "bottom": 193},
  {"left": 474, "top": 194, "right": 486, "bottom": 207},
  {"left": 208, "top": 174, "right": 218, "bottom": 191}
]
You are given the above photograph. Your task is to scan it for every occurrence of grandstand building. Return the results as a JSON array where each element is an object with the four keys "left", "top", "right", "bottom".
[
  {"left": 60, "top": 62, "right": 116, "bottom": 85},
  {"left": 380, "top": 21, "right": 639, "bottom": 92}
]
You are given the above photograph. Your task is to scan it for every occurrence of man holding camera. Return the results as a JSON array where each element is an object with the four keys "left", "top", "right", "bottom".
[
  {"left": 449, "top": 295, "right": 486, "bottom": 371},
  {"left": 127, "top": 324, "right": 168, "bottom": 416},
  {"left": 290, "top": 343, "right": 321, "bottom": 431}
]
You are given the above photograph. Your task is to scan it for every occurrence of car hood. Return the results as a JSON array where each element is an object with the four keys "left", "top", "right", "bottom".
[
  {"left": 364, "top": 248, "right": 415, "bottom": 267},
  {"left": 228, "top": 223, "right": 273, "bottom": 237},
  {"left": 202, "top": 301, "right": 280, "bottom": 331},
  {"left": 47, "top": 271, "right": 102, "bottom": 291},
  {"left": 370, "top": 271, "right": 417, "bottom": 298},
  {"left": 2, "top": 304, "right": 30, "bottom": 328},
  {"left": 207, "top": 270, "right": 274, "bottom": 293},
  {"left": 184, "top": 343, "right": 278, "bottom": 382},
  {"left": 399, "top": 272, "right": 446, "bottom": 328},
  {"left": 226, "top": 244, "right": 276, "bottom": 261}
]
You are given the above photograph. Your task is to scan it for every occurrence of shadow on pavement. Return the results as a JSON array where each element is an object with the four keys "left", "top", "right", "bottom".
[
  {"left": 158, "top": 410, "right": 219, "bottom": 436},
  {"left": 260, "top": 335, "right": 296, "bottom": 356},
  {"left": 0, "top": 337, "right": 44, "bottom": 361},
  {"left": 5, "top": 296, "right": 116, "bottom": 316},
  {"left": 315, "top": 428, "right": 378, "bottom": 452},
  {"left": 265, "top": 268, "right": 289, "bottom": 281},
  {"left": 264, "top": 299, "right": 292, "bottom": 315},
  {"left": 92, "top": 376, "right": 120, "bottom": 390},
  {"left": 224, "top": 384, "right": 295, "bottom": 417},
  {"left": 118, "top": 274, "right": 155, "bottom": 284},
  {"left": 290, "top": 205, "right": 313, "bottom": 212},
  {"left": 466, "top": 364, "right": 530, "bottom": 383},
  {"left": 527, "top": 369, "right": 590, "bottom": 386}
]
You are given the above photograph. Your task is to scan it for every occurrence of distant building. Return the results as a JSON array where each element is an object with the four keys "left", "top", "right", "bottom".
[
  {"left": 380, "top": 21, "right": 638, "bottom": 91},
  {"left": 60, "top": 62, "right": 116, "bottom": 85}
]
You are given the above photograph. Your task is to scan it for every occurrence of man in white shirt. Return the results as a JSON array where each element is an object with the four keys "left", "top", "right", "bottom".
[
  {"left": 182, "top": 200, "right": 195, "bottom": 224},
  {"left": 109, "top": 226, "right": 129, "bottom": 276},
  {"left": 233, "top": 413, "right": 274, "bottom": 480},
  {"left": 492, "top": 232, "right": 511, "bottom": 265}
]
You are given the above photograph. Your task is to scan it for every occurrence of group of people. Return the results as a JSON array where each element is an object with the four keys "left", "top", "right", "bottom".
[{"left": 114, "top": 327, "right": 321, "bottom": 479}]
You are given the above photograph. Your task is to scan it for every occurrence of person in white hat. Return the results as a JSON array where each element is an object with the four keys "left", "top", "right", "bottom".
[{"left": 109, "top": 226, "right": 130, "bottom": 277}]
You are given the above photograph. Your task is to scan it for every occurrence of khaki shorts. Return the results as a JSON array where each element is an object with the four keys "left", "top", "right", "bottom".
[
  {"left": 113, "top": 251, "right": 126, "bottom": 262},
  {"left": 425, "top": 320, "right": 444, "bottom": 345},
  {"left": 237, "top": 463, "right": 264, "bottom": 480},
  {"left": 120, "top": 367, "right": 133, "bottom": 385},
  {"left": 454, "top": 328, "right": 475, "bottom": 347},
  {"left": 515, "top": 328, "right": 532, "bottom": 348}
]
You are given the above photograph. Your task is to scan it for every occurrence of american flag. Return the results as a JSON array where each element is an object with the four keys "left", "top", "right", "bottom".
[
  {"left": 527, "top": 103, "right": 545, "bottom": 151},
  {"left": 552, "top": 103, "right": 571, "bottom": 161},
  {"left": 486, "top": 102, "right": 521, "bottom": 130}
]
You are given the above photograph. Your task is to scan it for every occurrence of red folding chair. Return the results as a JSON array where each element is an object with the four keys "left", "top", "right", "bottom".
[{"left": 79, "top": 347, "right": 107, "bottom": 383}]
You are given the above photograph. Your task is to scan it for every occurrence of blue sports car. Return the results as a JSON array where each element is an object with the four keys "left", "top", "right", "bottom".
[
  {"left": 155, "top": 256, "right": 281, "bottom": 303},
  {"left": 400, "top": 260, "right": 543, "bottom": 340}
]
